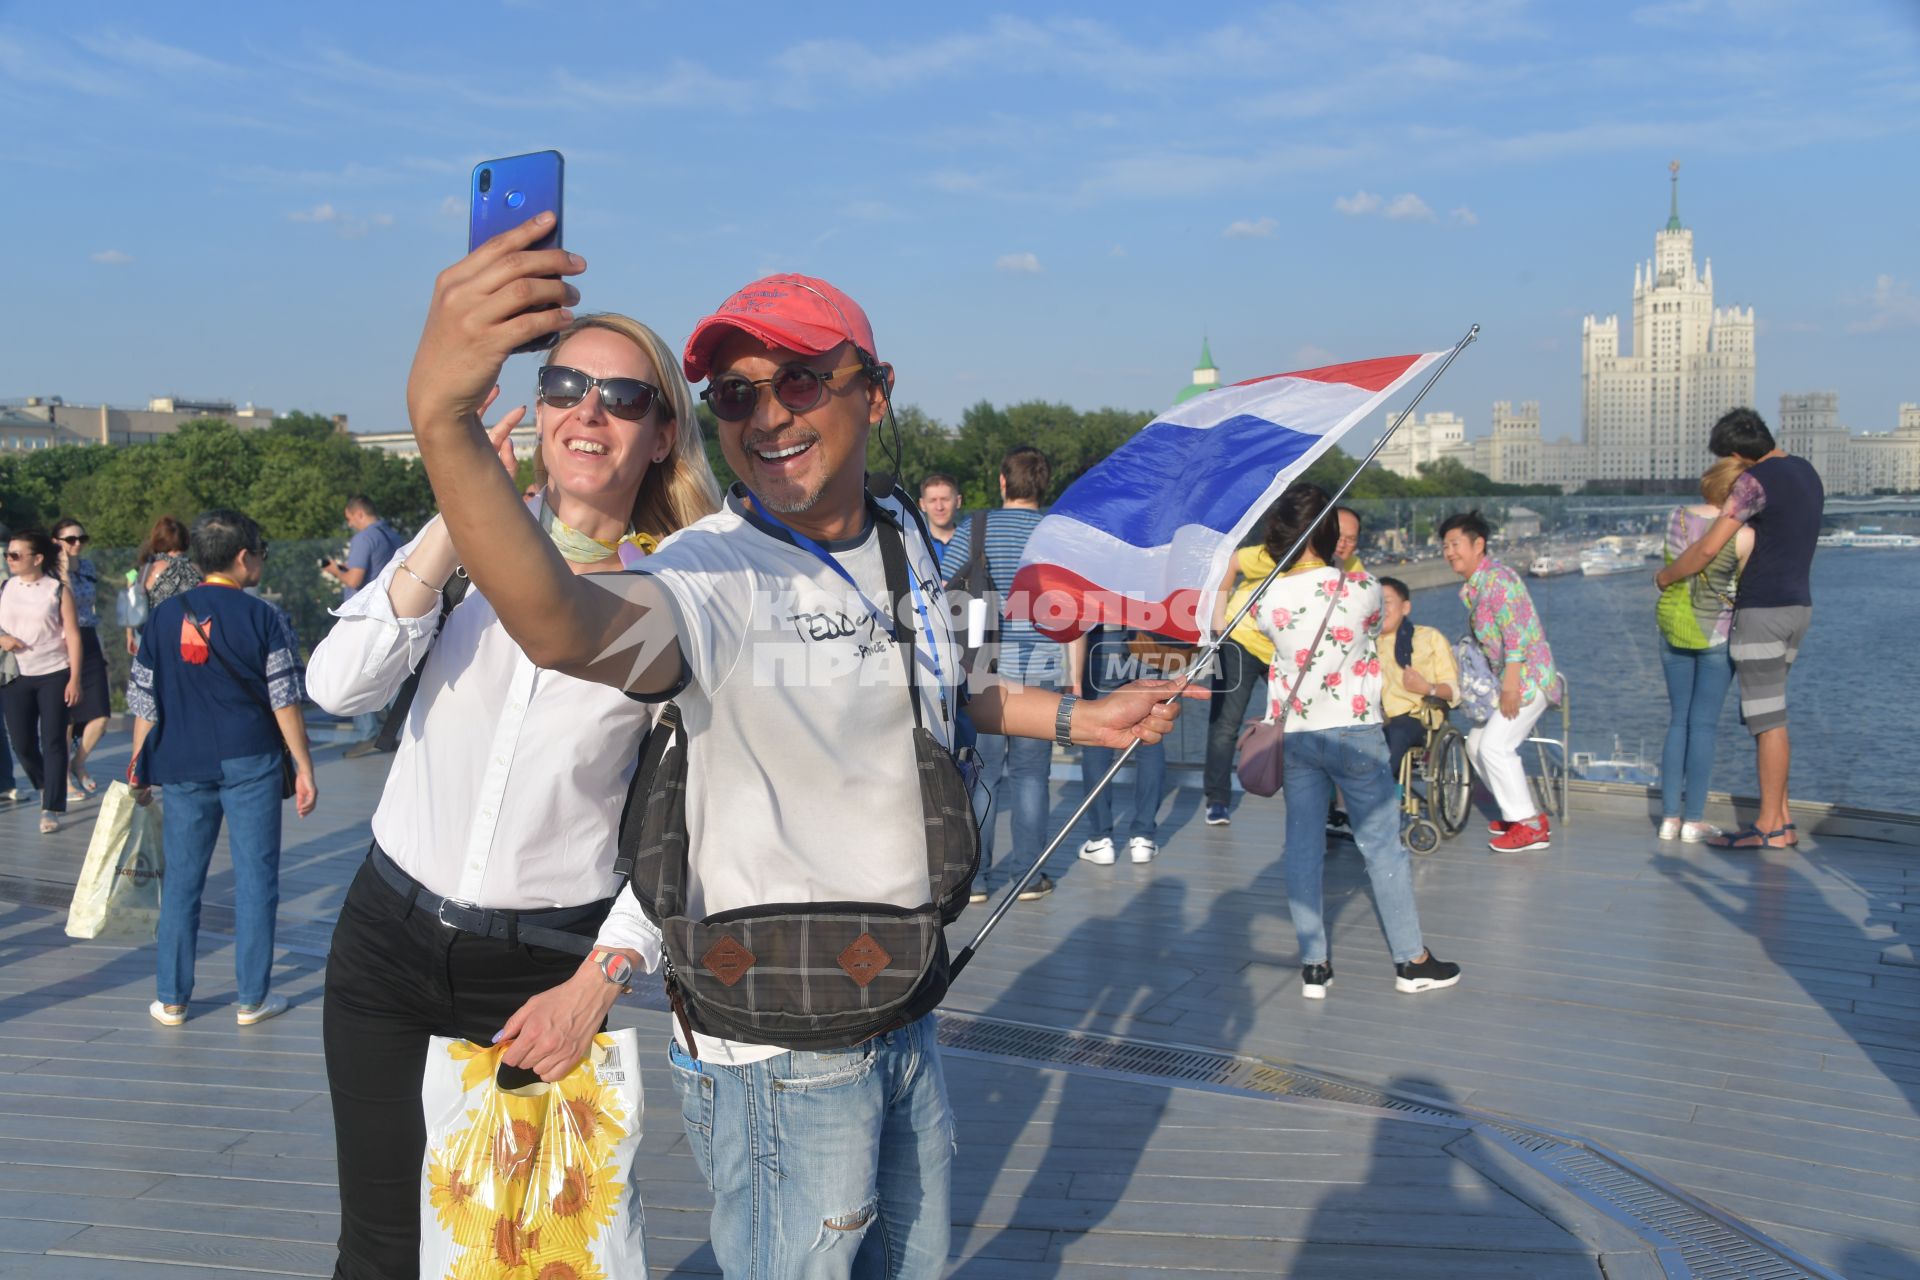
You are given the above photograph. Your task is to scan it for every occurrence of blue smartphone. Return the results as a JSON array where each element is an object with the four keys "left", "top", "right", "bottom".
[{"left": 469, "top": 150, "right": 565, "bottom": 351}]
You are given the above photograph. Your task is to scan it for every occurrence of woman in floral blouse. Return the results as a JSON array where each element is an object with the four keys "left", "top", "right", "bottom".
[
  {"left": 1439, "top": 510, "right": 1561, "bottom": 852},
  {"left": 1253, "top": 483, "right": 1460, "bottom": 1002}
]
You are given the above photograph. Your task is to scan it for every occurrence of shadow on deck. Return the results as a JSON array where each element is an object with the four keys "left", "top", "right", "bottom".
[{"left": 0, "top": 731, "right": 1912, "bottom": 1277}]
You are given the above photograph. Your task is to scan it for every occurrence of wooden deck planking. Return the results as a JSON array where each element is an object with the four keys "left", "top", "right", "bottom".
[{"left": 1, "top": 732, "right": 1915, "bottom": 1277}]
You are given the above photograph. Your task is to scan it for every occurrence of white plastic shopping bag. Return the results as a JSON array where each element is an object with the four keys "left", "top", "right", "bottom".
[
  {"left": 421, "top": 1028, "right": 646, "bottom": 1279},
  {"left": 65, "top": 782, "right": 164, "bottom": 942}
]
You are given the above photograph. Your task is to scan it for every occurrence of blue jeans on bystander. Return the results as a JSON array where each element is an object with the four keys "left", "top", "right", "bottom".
[
  {"left": 1659, "top": 642, "right": 1735, "bottom": 822},
  {"left": 155, "top": 750, "right": 284, "bottom": 1007},
  {"left": 972, "top": 684, "right": 1058, "bottom": 890},
  {"left": 1280, "top": 725, "right": 1427, "bottom": 966},
  {"left": 1078, "top": 740, "right": 1166, "bottom": 842},
  {"left": 668, "top": 1014, "right": 954, "bottom": 1280}
]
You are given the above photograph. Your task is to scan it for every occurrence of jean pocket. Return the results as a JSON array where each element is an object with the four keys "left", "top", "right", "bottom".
[
  {"left": 668, "top": 1047, "right": 716, "bottom": 1188},
  {"left": 771, "top": 1045, "right": 877, "bottom": 1093}
]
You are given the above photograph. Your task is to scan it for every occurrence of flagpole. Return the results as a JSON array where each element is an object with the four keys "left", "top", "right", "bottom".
[{"left": 949, "top": 323, "right": 1479, "bottom": 981}]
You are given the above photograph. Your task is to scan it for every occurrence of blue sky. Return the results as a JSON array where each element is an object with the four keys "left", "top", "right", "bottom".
[{"left": 3, "top": 0, "right": 1917, "bottom": 444}]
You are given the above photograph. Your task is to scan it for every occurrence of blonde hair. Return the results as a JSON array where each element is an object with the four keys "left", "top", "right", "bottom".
[
  {"left": 1700, "top": 455, "right": 1752, "bottom": 508},
  {"left": 534, "top": 313, "right": 723, "bottom": 540}
]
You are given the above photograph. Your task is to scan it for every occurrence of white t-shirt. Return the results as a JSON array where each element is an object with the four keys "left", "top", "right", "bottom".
[{"left": 598, "top": 486, "right": 961, "bottom": 1064}]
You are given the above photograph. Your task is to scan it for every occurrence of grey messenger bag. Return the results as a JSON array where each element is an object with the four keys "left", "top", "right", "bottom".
[{"left": 615, "top": 509, "right": 981, "bottom": 1054}]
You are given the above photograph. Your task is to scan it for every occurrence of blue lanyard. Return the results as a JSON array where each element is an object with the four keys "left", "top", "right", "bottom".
[{"left": 752, "top": 499, "right": 951, "bottom": 726}]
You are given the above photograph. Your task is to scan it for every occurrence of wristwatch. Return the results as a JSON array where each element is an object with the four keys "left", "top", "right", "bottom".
[
  {"left": 589, "top": 948, "right": 634, "bottom": 994},
  {"left": 1054, "top": 694, "right": 1079, "bottom": 748}
]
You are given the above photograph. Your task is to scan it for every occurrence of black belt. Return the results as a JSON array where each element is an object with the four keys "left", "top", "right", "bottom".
[{"left": 368, "top": 844, "right": 610, "bottom": 958}]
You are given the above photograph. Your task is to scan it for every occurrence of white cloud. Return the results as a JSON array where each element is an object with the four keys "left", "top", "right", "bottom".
[
  {"left": 1450, "top": 206, "right": 1480, "bottom": 226},
  {"left": 77, "top": 29, "right": 245, "bottom": 79},
  {"left": 996, "top": 252, "right": 1042, "bottom": 274},
  {"left": 89, "top": 249, "right": 133, "bottom": 265},
  {"left": 1222, "top": 217, "right": 1277, "bottom": 239},
  {"left": 289, "top": 203, "right": 393, "bottom": 238},
  {"left": 1109, "top": 245, "right": 1127, "bottom": 257},
  {"left": 1384, "top": 193, "right": 1435, "bottom": 221},
  {"left": 1292, "top": 345, "right": 1337, "bottom": 368},
  {"left": 1845, "top": 274, "right": 1920, "bottom": 334},
  {"left": 1336, "top": 190, "right": 1446, "bottom": 222},
  {"left": 440, "top": 195, "right": 464, "bottom": 220}
]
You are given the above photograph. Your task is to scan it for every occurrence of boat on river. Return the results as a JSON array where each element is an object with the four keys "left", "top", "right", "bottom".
[
  {"left": 1816, "top": 531, "right": 1920, "bottom": 548},
  {"left": 1579, "top": 547, "right": 1644, "bottom": 577},
  {"left": 1528, "top": 554, "right": 1579, "bottom": 578}
]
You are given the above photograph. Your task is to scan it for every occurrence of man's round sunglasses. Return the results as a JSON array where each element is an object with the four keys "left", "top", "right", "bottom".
[
  {"left": 700, "top": 363, "right": 866, "bottom": 423},
  {"left": 537, "top": 365, "right": 663, "bottom": 421}
]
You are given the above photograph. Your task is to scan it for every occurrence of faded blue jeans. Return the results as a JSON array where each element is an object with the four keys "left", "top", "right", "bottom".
[
  {"left": 1280, "top": 725, "right": 1426, "bottom": 966},
  {"left": 1078, "top": 740, "right": 1167, "bottom": 843},
  {"left": 668, "top": 1014, "right": 954, "bottom": 1280},
  {"left": 1659, "top": 642, "right": 1735, "bottom": 822},
  {"left": 156, "top": 750, "right": 283, "bottom": 1007},
  {"left": 972, "top": 686, "right": 1058, "bottom": 890}
]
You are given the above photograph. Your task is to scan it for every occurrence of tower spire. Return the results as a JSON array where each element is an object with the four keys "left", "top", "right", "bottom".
[{"left": 1665, "top": 159, "right": 1683, "bottom": 232}]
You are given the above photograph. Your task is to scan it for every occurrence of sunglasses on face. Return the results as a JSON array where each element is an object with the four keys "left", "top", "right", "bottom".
[
  {"left": 57, "top": 534, "right": 89, "bottom": 546},
  {"left": 700, "top": 363, "right": 865, "bottom": 423},
  {"left": 537, "top": 365, "right": 662, "bottom": 421}
]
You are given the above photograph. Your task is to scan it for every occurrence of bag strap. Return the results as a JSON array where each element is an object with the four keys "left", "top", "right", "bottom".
[
  {"left": 182, "top": 597, "right": 280, "bottom": 722},
  {"left": 611, "top": 700, "right": 683, "bottom": 889},
  {"left": 1266, "top": 570, "right": 1344, "bottom": 729},
  {"left": 373, "top": 571, "right": 472, "bottom": 751}
]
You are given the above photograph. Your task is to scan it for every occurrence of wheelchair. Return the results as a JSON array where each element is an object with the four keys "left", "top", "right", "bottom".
[
  {"left": 1397, "top": 698, "right": 1471, "bottom": 855},
  {"left": 1523, "top": 676, "right": 1571, "bottom": 823}
]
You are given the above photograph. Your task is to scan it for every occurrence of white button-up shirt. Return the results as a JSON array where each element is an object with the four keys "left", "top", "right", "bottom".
[{"left": 305, "top": 519, "right": 660, "bottom": 965}]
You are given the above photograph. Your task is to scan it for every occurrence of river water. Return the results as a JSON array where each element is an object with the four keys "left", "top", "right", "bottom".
[{"left": 1405, "top": 548, "right": 1918, "bottom": 815}]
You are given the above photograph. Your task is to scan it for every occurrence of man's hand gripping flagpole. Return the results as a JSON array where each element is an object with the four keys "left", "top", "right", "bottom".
[{"left": 949, "top": 323, "right": 1481, "bottom": 980}]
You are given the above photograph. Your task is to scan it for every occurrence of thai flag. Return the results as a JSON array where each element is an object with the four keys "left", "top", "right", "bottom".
[{"left": 1008, "top": 352, "right": 1442, "bottom": 642}]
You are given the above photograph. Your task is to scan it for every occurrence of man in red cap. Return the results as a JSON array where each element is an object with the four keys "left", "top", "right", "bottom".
[{"left": 405, "top": 216, "right": 1197, "bottom": 1278}]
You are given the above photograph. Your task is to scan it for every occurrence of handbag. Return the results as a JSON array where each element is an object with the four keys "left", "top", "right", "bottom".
[
  {"left": 1454, "top": 634, "right": 1500, "bottom": 724},
  {"left": 65, "top": 782, "right": 165, "bottom": 941},
  {"left": 182, "top": 600, "right": 298, "bottom": 800},
  {"left": 1235, "top": 572, "right": 1343, "bottom": 798}
]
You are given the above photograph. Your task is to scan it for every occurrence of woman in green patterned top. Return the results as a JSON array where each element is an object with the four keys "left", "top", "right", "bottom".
[{"left": 1654, "top": 456, "right": 1753, "bottom": 842}]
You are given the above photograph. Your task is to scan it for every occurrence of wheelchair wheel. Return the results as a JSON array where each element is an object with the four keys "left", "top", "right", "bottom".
[
  {"left": 1405, "top": 818, "right": 1441, "bottom": 855},
  {"left": 1431, "top": 728, "right": 1471, "bottom": 836}
]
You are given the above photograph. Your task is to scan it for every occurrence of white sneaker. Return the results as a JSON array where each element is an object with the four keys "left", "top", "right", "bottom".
[
  {"left": 1077, "top": 837, "right": 1116, "bottom": 865},
  {"left": 1127, "top": 836, "right": 1157, "bottom": 863},
  {"left": 1680, "top": 821, "right": 1719, "bottom": 844},
  {"left": 236, "top": 995, "right": 289, "bottom": 1026},
  {"left": 149, "top": 1001, "right": 187, "bottom": 1026},
  {"left": 1657, "top": 817, "right": 1682, "bottom": 841}
]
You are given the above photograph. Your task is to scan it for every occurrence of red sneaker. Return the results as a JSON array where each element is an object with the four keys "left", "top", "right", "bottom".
[{"left": 1489, "top": 818, "right": 1551, "bottom": 852}]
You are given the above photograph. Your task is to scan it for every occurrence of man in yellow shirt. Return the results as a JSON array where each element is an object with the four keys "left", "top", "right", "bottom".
[{"left": 1377, "top": 576, "right": 1460, "bottom": 781}]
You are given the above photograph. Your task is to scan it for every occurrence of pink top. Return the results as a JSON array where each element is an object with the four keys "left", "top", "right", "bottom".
[{"left": 0, "top": 576, "right": 72, "bottom": 677}]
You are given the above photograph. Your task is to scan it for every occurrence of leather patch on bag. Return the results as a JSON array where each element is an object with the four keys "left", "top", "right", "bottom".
[
  {"left": 702, "top": 936, "right": 756, "bottom": 987},
  {"left": 838, "top": 933, "right": 891, "bottom": 988}
]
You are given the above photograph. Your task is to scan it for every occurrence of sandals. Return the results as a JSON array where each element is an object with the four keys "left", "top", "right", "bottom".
[
  {"left": 39, "top": 815, "right": 59, "bottom": 835},
  {"left": 1708, "top": 824, "right": 1792, "bottom": 849}
]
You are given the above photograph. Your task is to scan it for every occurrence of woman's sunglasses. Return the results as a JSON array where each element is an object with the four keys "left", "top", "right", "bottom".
[
  {"left": 536, "top": 365, "right": 662, "bottom": 421},
  {"left": 56, "top": 534, "right": 89, "bottom": 546},
  {"left": 700, "top": 363, "right": 866, "bottom": 423}
]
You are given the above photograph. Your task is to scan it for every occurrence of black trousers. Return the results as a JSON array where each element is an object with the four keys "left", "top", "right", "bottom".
[
  {"left": 2, "top": 669, "right": 70, "bottom": 813},
  {"left": 322, "top": 855, "right": 608, "bottom": 1279},
  {"left": 1385, "top": 714, "right": 1428, "bottom": 783}
]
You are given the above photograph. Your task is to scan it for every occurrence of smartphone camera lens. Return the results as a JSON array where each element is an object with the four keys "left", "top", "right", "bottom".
[
  {"left": 506, "top": 190, "right": 525, "bottom": 209},
  {"left": 478, "top": 168, "right": 492, "bottom": 194}
]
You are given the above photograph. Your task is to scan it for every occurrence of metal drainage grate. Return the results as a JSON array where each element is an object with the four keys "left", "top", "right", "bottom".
[{"left": 938, "top": 1012, "right": 1840, "bottom": 1280}]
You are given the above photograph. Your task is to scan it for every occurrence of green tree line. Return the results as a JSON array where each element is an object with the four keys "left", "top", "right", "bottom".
[
  {"left": 0, "top": 413, "right": 437, "bottom": 546},
  {"left": 5, "top": 401, "right": 1547, "bottom": 551}
]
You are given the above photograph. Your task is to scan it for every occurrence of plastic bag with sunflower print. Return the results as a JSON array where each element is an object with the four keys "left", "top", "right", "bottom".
[{"left": 420, "top": 1029, "right": 646, "bottom": 1280}]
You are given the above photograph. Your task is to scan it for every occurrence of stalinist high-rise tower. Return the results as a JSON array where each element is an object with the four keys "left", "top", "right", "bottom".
[{"left": 1580, "top": 162, "right": 1756, "bottom": 483}]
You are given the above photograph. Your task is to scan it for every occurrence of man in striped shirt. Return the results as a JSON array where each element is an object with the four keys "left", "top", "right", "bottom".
[{"left": 943, "top": 446, "right": 1065, "bottom": 902}]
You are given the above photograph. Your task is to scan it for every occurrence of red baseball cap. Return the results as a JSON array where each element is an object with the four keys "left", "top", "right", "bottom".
[{"left": 682, "top": 273, "right": 878, "bottom": 383}]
